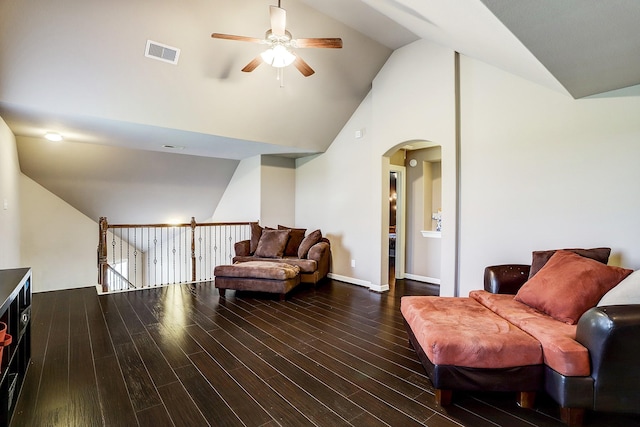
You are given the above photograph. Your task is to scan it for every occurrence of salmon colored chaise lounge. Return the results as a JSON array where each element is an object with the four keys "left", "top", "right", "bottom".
[{"left": 402, "top": 248, "right": 640, "bottom": 426}]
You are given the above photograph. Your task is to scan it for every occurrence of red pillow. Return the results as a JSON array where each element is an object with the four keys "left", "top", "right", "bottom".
[
  {"left": 515, "top": 250, "right": 633, "bottom": 324},
  {"left": 528, "top": 247, "right": 611, "bottom": 279}
]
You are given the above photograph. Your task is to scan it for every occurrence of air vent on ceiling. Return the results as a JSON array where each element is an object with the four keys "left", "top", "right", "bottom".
[{"left": 145, "top": 40, "right": 180, "bottom": 65}]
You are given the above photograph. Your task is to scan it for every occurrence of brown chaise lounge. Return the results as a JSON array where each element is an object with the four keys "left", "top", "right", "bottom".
[
  {"left": 402, "top": 248, "right": 640, "bottom": 426},
  {"left": 213, "top": 224, "right": 330, "bottom": 299},
  {"left": 233, "top": 224, "right": 331, "bottom": 285}
]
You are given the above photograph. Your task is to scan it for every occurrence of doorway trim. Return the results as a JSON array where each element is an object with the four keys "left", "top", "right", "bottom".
[{"left": 390, "top": 165, "right": 406, "bottom": 279}]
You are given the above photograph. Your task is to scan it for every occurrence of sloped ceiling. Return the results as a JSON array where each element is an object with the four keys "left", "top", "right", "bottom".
[
  {"left": 0, "top": 0, "right": 392, "bottom": 155},
  {"left": 0, "top": 0, "right": 396, "bottom": 223},
  {"left": 18, "top": 136, "right": 238, "bottom": 224},
  {"left": 2, "top": 0, "right": 640, "bottom": 223},
  {"left": 479, "top": 0, "right": 640, "bottom": 98}
]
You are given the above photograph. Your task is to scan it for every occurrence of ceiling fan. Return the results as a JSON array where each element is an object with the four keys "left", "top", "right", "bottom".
[{"left": 211, "top": 0, "right": 342, "bottom": 78}]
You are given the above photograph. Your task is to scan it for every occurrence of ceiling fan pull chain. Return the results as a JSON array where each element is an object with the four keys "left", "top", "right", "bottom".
[{"left": 277, "top": 67, "right": 285, "bottom": 88}]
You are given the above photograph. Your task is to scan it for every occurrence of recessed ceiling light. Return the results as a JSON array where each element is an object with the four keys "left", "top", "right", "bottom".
[{"left": 44, "top": 132, "right": 63, "bottom": 142}]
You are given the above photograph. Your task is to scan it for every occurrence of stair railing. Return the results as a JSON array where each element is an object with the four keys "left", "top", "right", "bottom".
[
  {"left": 98, "top": 217, "right": 255, "bottom": 293},
  {"left": 105, "top": 264, "right": 135, "bottom": 292}
]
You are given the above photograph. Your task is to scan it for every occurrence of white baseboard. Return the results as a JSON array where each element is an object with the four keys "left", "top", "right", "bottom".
[
  {"left": 404, "top": 273, "right": 440, "bottom": 285},
  {"left": 327, "top": 273, "right": 371, "bottom": 288},
  {"left": 328, "top": 273, "right": 391, "bottom": 292},
  {"left": 369, "top": 283, "right": 390, "bottom": 293}
]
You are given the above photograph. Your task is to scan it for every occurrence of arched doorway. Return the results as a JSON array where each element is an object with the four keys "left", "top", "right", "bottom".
[{"left": 383, "top": 140, "right": 456, "bottom": 296}]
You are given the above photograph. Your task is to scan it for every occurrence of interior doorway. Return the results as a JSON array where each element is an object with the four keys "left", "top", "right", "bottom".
[
  {"left": 384, "top": 141, "right": 448, "bottom": 295},
  {"left": 389, "top": 165, "right": 406, "bottom": 286}
]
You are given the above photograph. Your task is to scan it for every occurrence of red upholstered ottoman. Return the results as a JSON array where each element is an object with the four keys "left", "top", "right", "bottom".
[
  {"left": 401, "top": 296, "right": 544, "bottom": 406},
  {"left": 214, "top": 261, "right": 301, "bottom": 300}
]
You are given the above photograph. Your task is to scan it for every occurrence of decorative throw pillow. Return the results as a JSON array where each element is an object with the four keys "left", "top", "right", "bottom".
[
  {"left": 515, "top": 250, "right": 633, "bottom": 324},
  {"left": 528, "top": 247, "right": 611, "bottom": 279},
  {"left": 254, "top": 229, "right": 290, "bottom": 258},
  {"left": 598, "top": 269, "right": 640, "bottom": 306},
  {"left": 298, "top": 229, "right": 322, "bottom": 259},
  {"left": 250, "top": 223, "right": 263, "bottom": 254},
  {"left": 278, "top": 225, "right": 307, "bottom": 257}
]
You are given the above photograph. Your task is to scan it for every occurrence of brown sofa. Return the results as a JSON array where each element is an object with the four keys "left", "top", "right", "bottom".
[
  {"left": 402, "top": 248, "right": 640, "bottom": 426},
  {"left": 233, "top": 224, "right": 331, "bottom": 284}
]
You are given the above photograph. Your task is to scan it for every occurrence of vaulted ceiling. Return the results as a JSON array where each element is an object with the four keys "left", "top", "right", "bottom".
[{"left": 2, "top": 0, "right": 639, "bottom": 223}]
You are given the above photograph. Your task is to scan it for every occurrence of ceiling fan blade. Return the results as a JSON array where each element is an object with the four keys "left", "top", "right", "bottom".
[
  {"left": 293, "top": 55, "right": 315, "bottom": 77},
  {"left": 294, "top": 38, "right": 343, "bottom": 49},
  {"left": 211, "top": 33, "right": 263, "bottom": 44},
  {"left": 241, "top": 55, "right": 263, "bottom": 72},
  {"left": 270, "top": 5, "right": 286, "bottom": 36}
]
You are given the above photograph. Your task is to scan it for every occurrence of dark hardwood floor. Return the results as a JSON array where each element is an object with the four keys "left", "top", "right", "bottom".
[{"left": 10, "top": 278, "right": 640, "bottom": 426}]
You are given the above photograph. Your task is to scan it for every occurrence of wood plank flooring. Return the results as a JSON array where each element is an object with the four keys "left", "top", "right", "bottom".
[{"left": 9, "top": 278, "right": 640, "bottom": 426}]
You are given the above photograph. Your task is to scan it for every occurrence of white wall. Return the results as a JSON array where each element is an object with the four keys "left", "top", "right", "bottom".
[
  {"left": 406, "top": 148, "right": 442, "bottom": 282},
  {"left": 211, "top": 155, "right": 261, "bottom": 223},
  {"left": 297, "top": 38, "right": 640, "bottom": 297},
  {"left": 457, "top": 56, "right": 640, "bottom": 295},
  {"left": 212, "top": 154, "right": 296, "bottom": 228},
  {"left": 20, "top": 175, "right": 97, "bottom": 292},
  {"left": 296, "top": 93, "right": 378, "bottom": 288},
  {"left": 260, "top": 156, "right": 296, "bottom": 228},
  {"left": 0, "top": 117, "right": 21, "bottom": 268},
  {"left": 296, "top": 39, "right": 457, "bottom": 293}
]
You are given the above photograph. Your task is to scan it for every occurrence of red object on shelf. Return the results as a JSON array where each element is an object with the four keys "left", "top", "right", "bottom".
[{"left": 0, "top": 321, "right": 12, "bottom": 368}]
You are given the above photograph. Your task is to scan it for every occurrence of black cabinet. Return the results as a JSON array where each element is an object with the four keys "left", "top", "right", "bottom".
[{"left": 0, "top": 269, "right": 31, "bottom": 427}]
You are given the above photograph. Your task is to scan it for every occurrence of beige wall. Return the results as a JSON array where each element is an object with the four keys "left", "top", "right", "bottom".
[
  {"left": 373, "top": 41, "right": 457, "bottom": 294},
  {"left": 212, "top": 154, "right": 295, "bottom": 228},
  {"left": 0, "top": 117, "right": 22, "bottom": 269},
  {"left": 457, "top": 56, "right": 640, "bottom": 295},
  {"left": 3, "top": 115, "right": 99, "bottom": 292},
  {"left": 20, "top": 175, "right": 97, "bottom": 292},
  {"left": 405, "top": 147, "right": 442, "bottom": 281},
  {"left": 389, "top": 149, "right": 405, "bottom": 166},
  {"left": 260, "top": 156, "right": 295, "bottom": 228},
  {"left": 295, "top": 93, "right": 378, "bottom": 288},
  {"left": 211, "top": 155, "right": 261, "bottom": 223},
  {"left": 296, "top": 38, "right": 640, "bottom": 297},
  {"left": 296, "top": 40, "right": 457, "bottom": 292}
]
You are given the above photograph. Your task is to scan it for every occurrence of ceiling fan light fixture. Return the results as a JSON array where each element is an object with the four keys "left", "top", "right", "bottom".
[
  {"left": 211, "top": 1, "right": 341, "bottom": 77},
  {"left": 261, "top": 44, "right": 295, "bottom": 68}
]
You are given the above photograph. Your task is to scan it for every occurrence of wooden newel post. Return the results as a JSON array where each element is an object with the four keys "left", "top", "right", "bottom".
[
  {"left": 98, "top": 216, "right": 109, "bottom": 292},
  {"left": 190, "top": 217, "right": 197, "bottom": 282}
]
